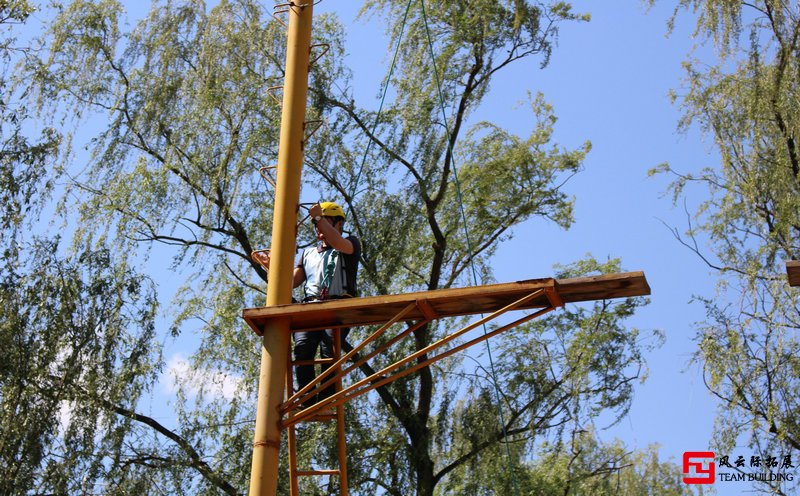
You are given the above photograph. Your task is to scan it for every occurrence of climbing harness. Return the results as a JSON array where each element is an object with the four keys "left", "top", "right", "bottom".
[{"left": 318, "top": 248, "right": 339, "bottom": 300}]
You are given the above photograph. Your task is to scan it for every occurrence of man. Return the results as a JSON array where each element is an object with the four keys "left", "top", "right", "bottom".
[{"left": 253, "top": 201, "right": 360, "bottom": 408}]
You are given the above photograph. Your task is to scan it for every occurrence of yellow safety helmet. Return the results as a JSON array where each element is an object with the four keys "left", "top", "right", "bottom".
[{"left": 320, "top": 201, "right": 345, "bottom": 220}]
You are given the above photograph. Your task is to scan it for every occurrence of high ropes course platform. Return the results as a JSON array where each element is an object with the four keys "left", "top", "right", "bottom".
[
  {"left": 244, "top": 273, "right": 650, "bottom": 335},
  {"left": 244, "top": 273, "right": 651, "bottom": 495},
  {"left": 245, "top": 2, "right": 651, "bottom": 496},
  {"left": 788, "top": 261, "right": 800, "bottom": 287}
]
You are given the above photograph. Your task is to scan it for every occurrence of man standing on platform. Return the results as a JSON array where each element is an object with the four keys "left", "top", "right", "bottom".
[{"left": 253, "top": 201, "right": 361, "bottom": 408}]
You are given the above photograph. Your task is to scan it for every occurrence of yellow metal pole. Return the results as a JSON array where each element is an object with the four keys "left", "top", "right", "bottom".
[
  {"left": 249, "top": 3, "right": 314, "bottom": 495},
  {"left": 286, "top": 355, "right": 300, "bottom": 496},
  {"left": 333, "top": 328, "right": 349, "bottom": 496}
]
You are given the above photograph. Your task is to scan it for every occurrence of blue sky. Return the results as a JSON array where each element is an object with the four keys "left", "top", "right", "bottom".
[
  {"left": 315, "top": 1, "right": 762, "bottom": 494},
  {"left": 23, "top": 0, "right": 783, "bottom": 493}
]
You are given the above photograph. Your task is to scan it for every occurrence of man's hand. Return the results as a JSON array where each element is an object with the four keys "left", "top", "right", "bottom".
[
  {"left": 309, "top": 203, "right": 323, "bottom": 219},
  {"left": 251, "top": 250, "right": 270, "bottom": 270},
  {"left": 310, "top": 203, "right": 354, "bottom": 254}
]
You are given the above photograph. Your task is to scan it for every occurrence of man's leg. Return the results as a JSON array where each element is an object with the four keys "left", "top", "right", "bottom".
[
  {"left": 293, "top": 330, "right": 321, "bottom": 407},
  {"left": 318, "top": 328, "right": 350, "bottom": 402}
]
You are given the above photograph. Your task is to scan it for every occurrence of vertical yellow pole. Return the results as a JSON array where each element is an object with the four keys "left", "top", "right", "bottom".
[
  {"left": 249, "top": 3, "right": 314, "bottom": 495},
  {"left": 334, "top": 328, "right": 349, "bottom": 496}
]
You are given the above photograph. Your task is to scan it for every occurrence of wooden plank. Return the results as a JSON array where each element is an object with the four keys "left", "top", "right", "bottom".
[
  {"left": 788, "top": 260, "right": 800, "bottom": 287},
  {"left": 243, "top": 271, "right": 650, "bottom": 336}
]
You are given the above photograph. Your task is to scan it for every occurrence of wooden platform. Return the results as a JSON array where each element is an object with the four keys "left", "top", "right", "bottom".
[
  {"left": 243, "top": 271, "right": 650, "bottom": 335},
  {"left": 788, "top": 261, "right": 800, "bottom": 287}
]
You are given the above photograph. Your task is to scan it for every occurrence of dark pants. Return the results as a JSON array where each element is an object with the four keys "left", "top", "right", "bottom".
[{"left": 293, "top": 328, "right": 350, "bottom": 406}]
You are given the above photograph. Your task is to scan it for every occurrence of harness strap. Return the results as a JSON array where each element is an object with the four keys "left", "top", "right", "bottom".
[{"left": 319, "top": 249, "right": 339, "bottom": 300}]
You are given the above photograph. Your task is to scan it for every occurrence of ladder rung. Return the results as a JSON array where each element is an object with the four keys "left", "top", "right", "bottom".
[
  {"left": 297, "top": 469, "right": 340, "bottom": 476},
  {"left": 309, "top": 416, "right": 336, "bottom": 422},
  {"left": 290, "top": 358, "right": 335, "bottom": 366},
  {"left": 305, "top": 411, "right": 337, "bottom": 422}
]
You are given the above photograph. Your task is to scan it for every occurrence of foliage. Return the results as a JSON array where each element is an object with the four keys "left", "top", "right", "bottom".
[
  {"left": 0, "top": 238, "right": 161, "bottom": 494},
  {"left": 652, "top": 1, "right": 800, "bottom": 494},
  {"left": 526, "top": 430, "right": 701, "bottom": 496},
  {"left": 429, "top": 258, "right": 657, "bottom": 495},
  {"left": 0, "top": 0, "right": 60, "bottom": 241},
  {"left": 7, "top": 0, "right": 668, "bottom": 494}
]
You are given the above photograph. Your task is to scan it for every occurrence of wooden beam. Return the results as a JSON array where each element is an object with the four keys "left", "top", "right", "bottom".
[
  {"left": 788, "top": 260, "right": 800, "bottom": 287},
  {"left": 243, "top": 271, "right": 650, "bottom": 336}
]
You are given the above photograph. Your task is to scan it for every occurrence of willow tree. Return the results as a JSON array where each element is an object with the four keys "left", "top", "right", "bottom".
[
  {"left": 653, "top": 1, "right": 800, "bottom": 494},
  {"left": 23, "top": 1, "right": 657, "bottom": 494},
  {"left": 0, "top": 238, "right": 164, "bottom": 495},
  {"left": 1, "top": 0, "right": 59, "bottom": 240},
  {"left": 23, "top": 0, "right": 303, "bottom": 492},
  {"left": 521, "top": 429, "right": 698, "bottom": 496}
]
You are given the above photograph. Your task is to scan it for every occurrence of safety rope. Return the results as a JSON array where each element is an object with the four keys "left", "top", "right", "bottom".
[
  {"left": 419, "top": 1, "right": 521, "bottom": 491},
  {"left": 349, "top": 0, "right": 414, "bottom": 200},
  {"left": 342, "top": 0, "right": 521, "bottom": 488}
]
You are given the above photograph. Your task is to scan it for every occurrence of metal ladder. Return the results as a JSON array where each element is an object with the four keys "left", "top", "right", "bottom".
[{"left": 285, "top": 328, "right": 349, "bottom": 496}]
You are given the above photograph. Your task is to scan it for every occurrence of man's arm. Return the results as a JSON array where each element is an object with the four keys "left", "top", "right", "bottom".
[
  {"left": 252, "top": 251, "right": 306, "bottom": 289},
  {"left": 309, "top": 203, "right": 354, "bottom": 254},
  {"left": 293, "top": 266, "right": 305, "bottom": 288},
  {"left": 317, "top": 219, "right": 354, "bottom": 254}
]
